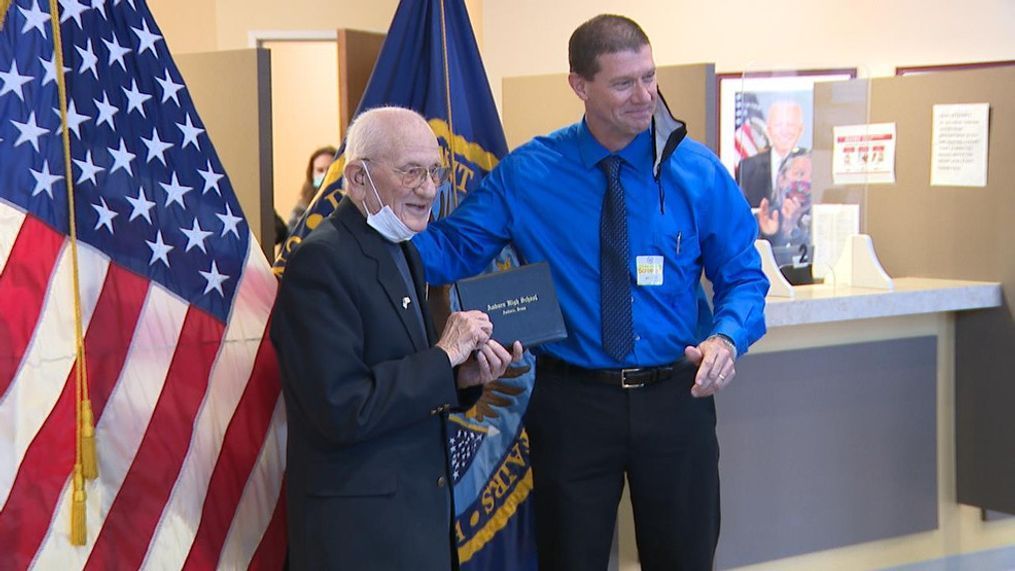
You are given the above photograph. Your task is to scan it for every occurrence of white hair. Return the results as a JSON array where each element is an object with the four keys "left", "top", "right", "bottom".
[{"left": 343, "top": 106, "right": 429, "bottom": 190}]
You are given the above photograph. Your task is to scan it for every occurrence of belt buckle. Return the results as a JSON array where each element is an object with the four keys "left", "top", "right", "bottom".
[{"left": 620, "top": 368, "right": 645, "bottom": 389}]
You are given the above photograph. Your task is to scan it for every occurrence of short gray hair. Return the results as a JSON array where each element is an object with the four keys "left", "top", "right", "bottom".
[{"left": 343, "top": 106, "right": 429, "bottom": 188}]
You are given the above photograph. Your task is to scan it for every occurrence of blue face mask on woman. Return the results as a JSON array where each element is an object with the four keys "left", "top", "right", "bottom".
[{"left": 361, "top": 162, "right": 417, "bottom": 243}]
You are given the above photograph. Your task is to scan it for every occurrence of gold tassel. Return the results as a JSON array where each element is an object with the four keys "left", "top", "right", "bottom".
[
  {"left": 81, "top": 400, "right": 98, "bottom": 479},
  {"left": 70, "top": 465, "right": 87, "bottom": 545}
]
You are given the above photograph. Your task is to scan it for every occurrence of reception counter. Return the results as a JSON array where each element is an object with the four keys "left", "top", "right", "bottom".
[
  {"left": 614, "top": 277, "right": 1013, "bottom": 570},
  {"left": 763, "top": 278, "right": 1002, "bottom": 327}
]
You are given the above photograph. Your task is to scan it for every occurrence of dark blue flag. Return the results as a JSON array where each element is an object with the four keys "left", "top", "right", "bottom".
[{"left": 273, "top": 1, "right": 537, "bottom": 569}]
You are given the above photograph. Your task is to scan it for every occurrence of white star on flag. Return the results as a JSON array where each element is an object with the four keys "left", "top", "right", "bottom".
[
  {"left": 58, "top": 0, "right": 89, "bottom": 28},
  {"left": 40, "top": 54, "right": 69, "bottom": 86},
  {"left": 54, "top": 100, "right": 90, "bottom": 138},
  {"left": 11, "top": 111, "right": 49, "bottom": 152},
  {"left": 216, "top": 203, "right": 242, "bottom": 238},
  {"left": 131, "top": 18, "right": 163, "bottom": 56},
  {"left": 199, "top": 260, "right": 229, "bottom": 296},
  {"left": 160, "top": 172, "right": 192, "bottom": 209},
  {"left": 94, "top": 91, "right": 118, "bottom": 129},
  {"left": 197, "top": 159, "right": 223, "bottom": 195},
  {"left": 75, "top": 39, "right": 99, "bottom": 79},
  {"left": 29, "top": 160, "right": 64, "bottom": 198},
  {"left": 181, "top": 218, "right": 213, "bottom": 253},
  {"left": 145, "top": 229, "right": 173, "bottom": 266},
  {"left": 123, "top": 79, "right": 152, "bottom": 117},
  {"left": 92, "top": 196, "right": 118, "bottom": 233},
  {"left": 0, "top": 61, "right": 33, "bottom": 101},
  {"left": 141, "top": 126, "right": 173, "bottom": 164},
  {"left": 156, "top": 69, "right": 184, "bottom": 105},
  {"left": 91, "top": 0, "right": 110, "bottom": 19},
  {"left": 125, "top": 186, "right": 156, "bottom": 223},
  {"left": 102, "top": 33, "right": 132, "bottom": 70},
  {"left": 108, "top": 139, "right": 136, "bottom": 175},
  {"left": 177, "top": 114, "right": 203, "bottom": 150},
  {"left": 73, "top": 149, "right": 105, "bottom": 185},
  {"left": 18, "top": 1, "right": 51, "bottom": 38}
]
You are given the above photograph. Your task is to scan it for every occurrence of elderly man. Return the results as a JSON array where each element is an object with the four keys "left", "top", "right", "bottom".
[
  {"left": 271, "top": 106, "right": 521, "bottom": 570},
  {"left": 413, "top": 14, "right": 768, "bottom": 571},
  {"left": 738, "top": 99, "right": 806, "bottom": 208}
]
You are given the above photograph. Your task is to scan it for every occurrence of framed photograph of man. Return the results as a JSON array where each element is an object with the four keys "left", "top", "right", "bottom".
[
  {"left": 716, "top": 68, "right": 856, "bottom": 278},
  {"left": 717, "top": 68, "right": 857, "bottom": 179}
]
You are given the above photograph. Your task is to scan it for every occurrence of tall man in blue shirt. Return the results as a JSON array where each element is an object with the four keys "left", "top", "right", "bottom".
[{"left": 414, "top": 14, "right": 769, "bottom": 571}]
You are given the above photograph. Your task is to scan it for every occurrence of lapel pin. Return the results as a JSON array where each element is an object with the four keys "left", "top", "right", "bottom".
[{"left": 402, "top": 296, "right": 411, "bottom": 309}]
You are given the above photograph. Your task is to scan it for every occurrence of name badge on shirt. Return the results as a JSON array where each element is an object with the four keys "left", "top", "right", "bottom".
[{"left": 636, "top": 255, "right": 664, "bottom": 286}]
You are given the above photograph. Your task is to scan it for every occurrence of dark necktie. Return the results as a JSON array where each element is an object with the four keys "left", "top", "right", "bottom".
[{"left": 598, "top": 155, "right": 634, "bottom": 361}]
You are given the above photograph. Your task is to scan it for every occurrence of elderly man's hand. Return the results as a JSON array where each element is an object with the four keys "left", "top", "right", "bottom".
[
  {"left": 457, "top": 341, "right": 524, "bottom": 389},
  {"left": 436, "top": 310, "right": 492, "bottom": 367},
  {"left": 684, "top": 335, "right": 737, "bottom": 398}
]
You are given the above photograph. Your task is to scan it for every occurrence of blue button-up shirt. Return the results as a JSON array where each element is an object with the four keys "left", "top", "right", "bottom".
[{"left": 414, "top": 120, "right": 768, "bottom": 369}]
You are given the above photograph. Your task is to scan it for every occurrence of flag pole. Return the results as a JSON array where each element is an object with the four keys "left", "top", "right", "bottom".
[
  {"left": 48, "top": 0, "right": 97, "bottom": 545},
  {"left": 426, "top": 0, "right": 461, "bottom": 337},
  {"left": 438, "top": 0, "right": 459, "bottom": 215},
  {"left": 0, "top": 1, "right": 13, "bottom": 30}
]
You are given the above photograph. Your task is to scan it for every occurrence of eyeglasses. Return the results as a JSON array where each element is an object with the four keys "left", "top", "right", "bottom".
[{"left": 363, "top": 160, "right": 450, "bottom": 189}]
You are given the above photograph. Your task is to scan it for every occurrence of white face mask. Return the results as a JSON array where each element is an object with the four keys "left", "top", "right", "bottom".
[
  {"left": 361, "top": 162, "right": 417, "bottom": 243},
  {"left": 312, "top": 173, "right": 325, "bottom": 188}
]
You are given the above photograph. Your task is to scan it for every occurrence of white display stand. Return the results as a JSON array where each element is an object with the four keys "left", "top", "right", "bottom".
[
  {"left": 826, "top": 234, "right": 894, "bottom": 290},
  {"left": 754, "top": 240, "right": 794, "bottom": 298}
]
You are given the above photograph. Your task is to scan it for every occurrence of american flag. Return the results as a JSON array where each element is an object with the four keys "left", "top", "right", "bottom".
[
  {"left": 0, "top": 1, "right": 286, "bottom": 568},
  {"left": 732, "top": 91, "right": 768, "bottom": 165}
]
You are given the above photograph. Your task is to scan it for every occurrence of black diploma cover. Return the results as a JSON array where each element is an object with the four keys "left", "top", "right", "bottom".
[{"left": 454, "top": 262, "right": 568, "bottom": 347}]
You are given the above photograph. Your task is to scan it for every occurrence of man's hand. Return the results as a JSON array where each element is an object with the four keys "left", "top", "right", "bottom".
[
  {"left": 436, "top": 310, "right": 493, "bottom": 366},
  {"left": 683, "top": 336, "right": 737, "bottom": 398},
  {"left": 457, "top": 341, "right": 524, "bottom": 389}
]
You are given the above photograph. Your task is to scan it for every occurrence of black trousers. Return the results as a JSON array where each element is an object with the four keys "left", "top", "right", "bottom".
[{"left": 525, "top": 359, "right": 720, "bottom": 571}]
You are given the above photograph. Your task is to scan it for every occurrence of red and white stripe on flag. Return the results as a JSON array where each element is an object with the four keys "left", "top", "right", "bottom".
[{"left": 0, "top": 202, "right": 287, "bottom": 570}]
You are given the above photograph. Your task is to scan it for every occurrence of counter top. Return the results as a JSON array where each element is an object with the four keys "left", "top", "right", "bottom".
[{"left": 764, "top": 277, "right": 1003, "bottom": 328}]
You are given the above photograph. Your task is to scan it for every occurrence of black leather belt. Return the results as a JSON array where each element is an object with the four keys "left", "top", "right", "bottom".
[{"left": 538, "top": 355, "right": 688, "bottom": 389}]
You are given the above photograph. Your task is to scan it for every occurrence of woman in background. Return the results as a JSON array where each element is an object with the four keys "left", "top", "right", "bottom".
[{"left": 288, "top": 145, "right": 338, "bottom": 231}]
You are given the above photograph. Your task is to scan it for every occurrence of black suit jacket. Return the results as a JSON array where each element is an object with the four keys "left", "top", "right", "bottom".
[
  {"left": 271, "top": 198, "right": 477, "bottom": 570},
  {"left": 736, "top": 149, "right": 772, "bottom": 208}
]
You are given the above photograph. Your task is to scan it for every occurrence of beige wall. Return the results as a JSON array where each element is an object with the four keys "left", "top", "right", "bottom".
[
  {"left": 148, "top": 0, "right": 397, "bottom": 53},
  {"left": 151, "top": 0, "right": 484, "bottom": 53},
  {"left": 214, "top": 0, "right": 398, "bottom": 50},
  {"left": 149, "top": 0, "right": 1015, "bottom": 117},
  {"left": 149, "top": 0, "right": 218, "bottom": 54},
  {"left": 482, "top": 0, "right": 1015, "bottom": 111}
]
